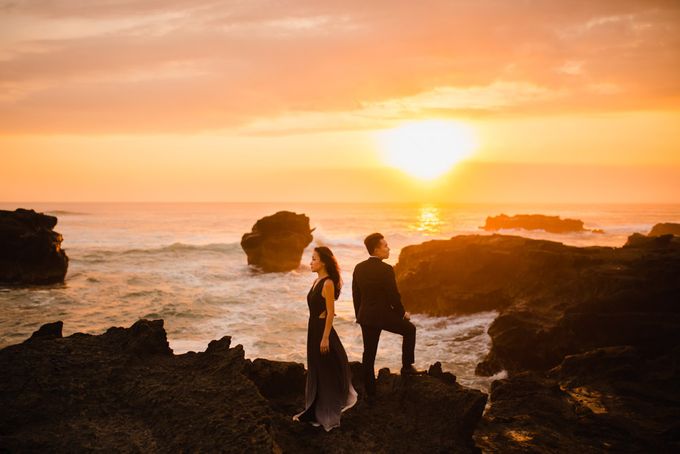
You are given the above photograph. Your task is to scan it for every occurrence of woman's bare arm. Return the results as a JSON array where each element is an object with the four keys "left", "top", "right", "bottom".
[{"left": 320, "top": 279, "right": 335, "bottom": 354}]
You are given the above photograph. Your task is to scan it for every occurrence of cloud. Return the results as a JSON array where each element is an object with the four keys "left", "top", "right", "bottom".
[{"left": 0, "top": 0, "right": 678, "bottom": 133}]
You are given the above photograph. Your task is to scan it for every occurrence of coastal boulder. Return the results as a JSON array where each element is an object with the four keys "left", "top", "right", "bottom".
[
  {"left": 241, "top": 211, "right": 314, "bottom": 272},
  {"left": 648, "top": 222, "right": 680, "bottom": 237},
  {"left": 0, "top": 208, "right": 69, "bottom": 285},
  {"left": 480, "top": 213, "right": 601, "bottom": 234}
]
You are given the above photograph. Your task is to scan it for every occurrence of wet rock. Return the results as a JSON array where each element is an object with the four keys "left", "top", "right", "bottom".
[
  {"left": 1, "top": 320, "right": 487, "bottom": 453},
  {"left": 475, "top": 372, "right": 615, "bottom": 453},
  {"left": 476, "top": 346, "right": 680, "bottom": 452},
  {"left": 480, "top": 213, "right": 600, "bottom": 234},
  {"left": 241, "top": 211, "right": 314, "bottom": 272},
  {"left": 0, "top": 208, "right": 69, "bottom": 285}
]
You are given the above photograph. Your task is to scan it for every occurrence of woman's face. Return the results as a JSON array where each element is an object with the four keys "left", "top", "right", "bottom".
[{"left": 310, "top": 251, "right": 325, "bottom": 273}]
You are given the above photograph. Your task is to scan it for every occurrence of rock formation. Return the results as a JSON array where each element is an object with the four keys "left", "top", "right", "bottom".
[
  {"left": 395, "top": 233, "right": 680, "bottom": 451},
  {"left": 0, "top": 208, "right": 69, "bottom": 285},
  {"left": 648, "top": 222, "right": 680, "bottom": 237},
  {"left": 395, "top": 234, "right": 586, "bottom": 316},
  {"left": 0, "top": 319, "right": 487, "bottom": 453},
  {"left": 241, "top": 211, "right": 314, "bottom": 272},
  {"left": 480, "top": 213, "right": 602, "bottom": 234}
]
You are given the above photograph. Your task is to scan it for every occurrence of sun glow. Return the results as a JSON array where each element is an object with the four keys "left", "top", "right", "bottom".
[
  {"left": 377, "top": 120, "right": 478, "bottom": 180},
  {"left": 411, "top": 205, "right": 443, "bottom": 234}
]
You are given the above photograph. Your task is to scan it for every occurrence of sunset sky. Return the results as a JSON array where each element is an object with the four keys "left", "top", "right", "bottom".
[{"left": 1, "top": 0, "right": 679, "bottom": 203}]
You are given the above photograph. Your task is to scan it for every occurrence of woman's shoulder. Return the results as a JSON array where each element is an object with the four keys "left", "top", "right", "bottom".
[{"left": 322, "top": 277, "right": 335, "bottom": 289}]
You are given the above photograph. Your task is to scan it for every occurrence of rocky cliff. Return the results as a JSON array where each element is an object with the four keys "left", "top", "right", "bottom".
[
  {"left": 395, "top": 233, "right": 680, "bottom": 452},
  {"left": 0, "top": 319, "right": 487, "bottom": 453}
]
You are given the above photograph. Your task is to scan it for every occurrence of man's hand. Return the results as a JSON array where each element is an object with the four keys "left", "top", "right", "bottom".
[{"left": 403, "top": 312, "right": 411, "bottom": 320}]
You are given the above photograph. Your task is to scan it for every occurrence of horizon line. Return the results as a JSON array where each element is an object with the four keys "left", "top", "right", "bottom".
[{"left": 2, "top": 201, "right": 680, "bottom": 206}]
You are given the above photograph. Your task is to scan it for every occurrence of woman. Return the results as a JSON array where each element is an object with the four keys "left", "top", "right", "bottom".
[{"left": 293, "top": 246, "right": 357, "bottom": 431}]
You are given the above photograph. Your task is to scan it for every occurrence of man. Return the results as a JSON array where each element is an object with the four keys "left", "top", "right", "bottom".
[{"left": 352, "top": 232, "right": 422, "bottom": 398}]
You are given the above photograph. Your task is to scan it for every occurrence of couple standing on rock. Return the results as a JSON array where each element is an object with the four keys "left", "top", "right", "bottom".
[{"left": 293, "top": 232, "right": 423, "bottom": 431}]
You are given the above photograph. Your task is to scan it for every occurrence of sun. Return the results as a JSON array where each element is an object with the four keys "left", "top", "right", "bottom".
[{"left": 377, "top": 120, "right": 478, "bottom": 180}]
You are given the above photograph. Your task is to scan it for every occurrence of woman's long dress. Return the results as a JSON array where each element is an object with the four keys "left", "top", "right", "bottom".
[{"left": 293, "top": 277, "right": 357, "bottom": 431}]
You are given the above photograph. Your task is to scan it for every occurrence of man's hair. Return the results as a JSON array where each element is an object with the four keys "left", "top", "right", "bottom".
[{"left": 364, "top": 232, "right": 384, "bottom": 255}]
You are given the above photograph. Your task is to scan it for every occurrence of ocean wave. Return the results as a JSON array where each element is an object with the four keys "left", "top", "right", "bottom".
[
  {"left": 124, "top": 289, "right": 170, "bottom": 299},
  {"left": 46, "top": 210, "right": 89, "bottom": 216},
  {"left": 309, "top": 236, "right": 364, "bottom": 250},
  {"left": 81, "top": 242, "right": 241, "bottom": 259},
  {"left": 125, "top": 242, "right": 241, "bottom": 255}
]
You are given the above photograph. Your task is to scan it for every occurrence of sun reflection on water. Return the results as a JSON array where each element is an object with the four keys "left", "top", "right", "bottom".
[{"left": 412, "top": 205, "right": 443, "bottom": 234}]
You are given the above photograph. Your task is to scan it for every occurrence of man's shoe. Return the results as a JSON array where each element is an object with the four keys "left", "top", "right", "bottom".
[{"left": 400, "top": 365, "right": 426, "bottom": 376}]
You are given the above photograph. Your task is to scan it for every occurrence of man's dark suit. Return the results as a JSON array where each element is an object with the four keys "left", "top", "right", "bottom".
[{"left": 352, "top": 256, "right": 416, "bottom": 396}]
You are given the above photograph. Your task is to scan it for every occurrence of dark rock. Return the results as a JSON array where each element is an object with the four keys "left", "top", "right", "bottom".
[
  {"left": 396, "top": 233, "right": 680, "bottom": 374},
  {"left": 271, "top": 362, "right": 487, "bottom": 454},
  {"left": 480, "top": 213, "right": 599, "bottom": 234},
  {"left": 0, "top": 319, "right": 275, "bottom": 452},
  {"left": 205, "top": 335, "right": 232, "bottom": 354},
  {"left": 395, "top": 234, "right": 590, "bottom": 315},
  {"left": 648, "top": 222, "right": 680, "bottom": 237},
  {"left": 1, "top": 320, "right": 487, "bottom": 453},
  {"left": 101, "top": 319, "right": 173, "bottom": 357},
  {"left": 396, "top": 233, "right": 680, "bottom": 452},
  {"left": 245, "top": 358, "right": 305, "bottom": 399},
  {"left": 240, "top": 211, "right": 314, "bottom": 272},
  {"left": 476, "top": 346, "right": 680, "bottom": 452},
  {"left": 0, "top": 208, "right": 69, "bottom": 285},
  {"left": 123, "top": 319, "right": 173, "bottom": 356},
  {"left": 625, "top": 232, "right": 677, "bottom": 248},
  {"left": 24, "top": 321, "right": 63, "bottom": 342},
  {"left": 475, "top": 372, "right": 621, "bottom": 453},
  {"left": 428, "top": 361, "right": 457, "bottom": 384}
]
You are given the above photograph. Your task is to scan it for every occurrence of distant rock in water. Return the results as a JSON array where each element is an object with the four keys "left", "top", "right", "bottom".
[
  {"left": 480, "top": 213, "right": 602, "bottom": 234},
  {"left": 396, "top": 233, "right": 680, "bottom": 452},
  {"left": 241, "top": 211, "right": 314, "bottom": 272},
  {"left": 648, "top": 222, "right": 680, "bottom": 237},
  {"left": 0, "top": 319, "right": 487, "bottom": 452},
  {"left": 0, "top": 208, "right": 69, "bottom": 285}
]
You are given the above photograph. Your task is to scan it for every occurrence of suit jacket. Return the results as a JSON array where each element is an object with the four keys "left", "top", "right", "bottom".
[{"left": 352, "top": 257, "right": 406, "bottom": 327}]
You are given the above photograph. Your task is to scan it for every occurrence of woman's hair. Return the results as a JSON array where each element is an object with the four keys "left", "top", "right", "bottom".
[{"left": 314, "top": 246, "right": 342, "bottom": 299}]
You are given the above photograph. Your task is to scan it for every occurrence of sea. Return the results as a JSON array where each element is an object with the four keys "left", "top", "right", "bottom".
[{"left": 1, "top": 202, "right": 678, "bottom": 392}]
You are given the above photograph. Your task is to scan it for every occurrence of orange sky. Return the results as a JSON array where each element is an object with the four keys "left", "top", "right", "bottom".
[{"left": 1, "top": 0, "right": 679, "bottom": 203}]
